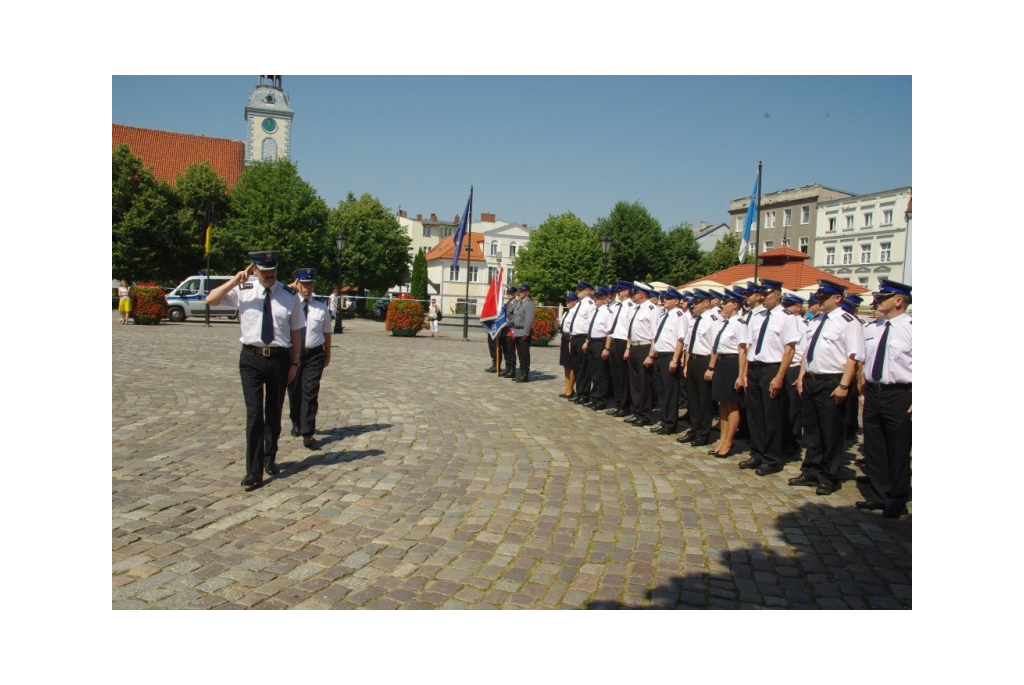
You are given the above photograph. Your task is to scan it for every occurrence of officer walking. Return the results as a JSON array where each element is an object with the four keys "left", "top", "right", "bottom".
[
  {"left": 510, "top": 285, "right": 535, "bottom": 382},
  {"left": 856, "top": 279, "right": 913, "bottom": 518},
  {"left": 206, "top": 251, "right": 304, "bottom": 490},
  {"left": 287, "top": 268, "right": 332, "bottom": 450}
]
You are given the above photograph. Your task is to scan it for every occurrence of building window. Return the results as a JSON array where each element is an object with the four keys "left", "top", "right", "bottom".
[
  {"left": 469, "top": 266, "right": 480, "bottom": 282},
  {"left": 450, "top": 265, "right": 459, "bottom": 280},
  {"left": 858, "top": 277, "right": 869, "bottom": 287},
  {"left": 765, "top": 211, "right": 776, "bottom": 229},
  {"left": 509, "top": 242, "right": 517, "bottom": 258},
  {"left": 883, "top": 209, "right": 893, "bottom": 225},
  {"left": 825, "top": 247, "right": 835, "bottom": 265},
  {"left": 444, "top": 227, "right": 453, "bottom": 237},
  {"left": 488, "top": 267, "right": 498, "bottom": 282},
  {"left": 506, "top": 268, "right": 514, "bottom": 283},
  {"left": 842, "top": 245, "right": 853, "bottom": 265},
  {"left": 801, "top": 206, "right": 810, "bottom": 224},
  {"left": 490, "top": 240, "right": 498, "bottom": 256},
  {"left": 422, "top": 226, "right": 431, "bottom": 237},
  {"left": 736, "top": 216, "right": 743, "bottom": 232},
  {"left": 880, "top": 242, "right": 892, "bottom": 262},
  {"left": 783, "top": 208, "right": 792, "bottom": 227},
  {"left": 845, "top": 215, "right": 854, "bottom": 230},
  {"left": 764, "top": 240, "right": 774, "bottom": 251},
  {"left": 783, "top": 238, "right": 790, "bottom": 248},
  {"left": 863, "top": 212, "right": 873, "bottom": 228},
  {"left": 861, "top": 244, "right": 871, "bottom": 263},
  {"left": 827, "top": 217, "right": 837, "bottom": 232},
  {"left": 800, "top": 236, "right": 809, "bottom": 254}
]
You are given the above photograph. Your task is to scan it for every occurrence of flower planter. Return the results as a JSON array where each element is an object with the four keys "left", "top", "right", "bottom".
[
  {"left": 390, "top": 329, "right": 418, "bottom": 337},
  {"left": 132, "top": 316, "right": 162, "bottom": 325},
  {"left": 532, "top": 337, "right": 551, "bottom": 346}
]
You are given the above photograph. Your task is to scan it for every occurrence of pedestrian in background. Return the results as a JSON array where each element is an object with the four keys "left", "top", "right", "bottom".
[{"left": 118, "top": 279, "right": 133, "bottom": 324}]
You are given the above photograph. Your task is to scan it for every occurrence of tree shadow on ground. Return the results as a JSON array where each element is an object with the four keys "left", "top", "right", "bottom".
[{"left": 586, "top": 502, "right": 911, "bottom": 609}]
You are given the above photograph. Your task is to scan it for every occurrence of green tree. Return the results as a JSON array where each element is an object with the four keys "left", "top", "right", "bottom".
[
  {"left": 513, "top": 211, "right": 601, "bottom": 305},
  {"left": 410, "top": 247, "right": 428, "bottom": 303},
  {"left": 592, "top": 200, "right": 667, "bottom": 284},
  {"left": 663, "top": 222, "right": 703, "bottom": 286},
  {"left": 701, "top": 231, "right": 745, "bottom": 275},
  {"left": 221, "top": 159, "right": 330, "bottom": 279},
  {"left": 327, "top": 192, "right": 412, "bottom": 312},
  {"left": 174, "top": 162, "right": 230, "bottom": 276},
  {"left": 112, "top": 144, "right": 180, "bottom": 283}
]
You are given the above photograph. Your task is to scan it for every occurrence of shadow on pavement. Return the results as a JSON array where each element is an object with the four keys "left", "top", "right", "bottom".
[
  {"left": 315, "top": 423, "right": 392, "bottom": 450},
  {"left": 278, "top": 449, "right": 385, "bottom": 477},
  {"left": 585, "top": 502, "right": 911, "bottom": 610}
]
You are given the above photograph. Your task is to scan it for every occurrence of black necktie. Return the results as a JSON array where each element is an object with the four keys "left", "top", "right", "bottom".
[
  {"left": 609, "top": 302, "right": 623, "bottom": 335},
  {"left": 755, "top": 309, "right": 771, "bottom": 354},
  {"left": 588, "top": 306, "right": 602, "bottom": 337},
  {"left": 713, "top": 319, "right": 730, "bottom": 353},
  {"left": 261, "top": 287, "right": 274, "bottom": 345},
  {"left": 870, "top": 321, "right": 890, "bottom": 382},
  {"left": 806, "top": 316, "right": 826, "bottom": 363},
  {"left": 627, "top": 306, "right": 640, "bottom": 339},
  {"left": 688, "top": 314, "right": 703, "bottom": 352},
  {"left": 654, "top": 310, "right": 669, "bottom": 343},
  {"left": 569, "top": 302, "right": 581, "bottom": 333},
  {"left": 300, "top": 299, "right": 309, "bottom": 353}
]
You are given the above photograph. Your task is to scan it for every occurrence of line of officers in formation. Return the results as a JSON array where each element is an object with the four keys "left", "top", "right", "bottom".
[{"left": 488, "top": 277, "right": 913, "bottom": 519}]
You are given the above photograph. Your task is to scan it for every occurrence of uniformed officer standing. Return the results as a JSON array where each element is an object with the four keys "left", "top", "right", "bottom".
[
  {"left": 650, "top": 288, "right": 687, "bottom": 435},
  {"left": 206, "top": 251, "right": 304, "bottom": 489},
  {"left": 582, "top": 287, "right": 614, "bottom": 409},
  {"left": 856, "top": 279, "right": 912, "bottom": 518},
  {"left": 501, "top": 286, "right": 520, "bottom": 377},
  {"left": 286, "top": 268, "right": 332, "bottom": 449},
  {"left": 683, "top": 290, "right": 719, "bottom": 446},
  {"left": 510, "top": 284, "right": 535, "bottom": 382},
  {"left": 781, "top": 293, "right": 808, "bottom": 457},
  {"left": 624, "top": 282, "right": 659, "bottom": 427},
  {"left": 568, "top": 281, "right": 596, "bottom": 402},
  {"left": 789, "top": 279, "right": 864, "bottom": 496},
  {"left": 606, "top": 282, "right": 635, "bottom": 417},
  {"left": 738, "top": 279, "right": 802, "bottom": 476}
]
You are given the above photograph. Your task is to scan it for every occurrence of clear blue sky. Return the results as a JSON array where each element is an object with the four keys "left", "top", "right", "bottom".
[{"left": 112, "top": 75, "right": 911, "bottom": 231}]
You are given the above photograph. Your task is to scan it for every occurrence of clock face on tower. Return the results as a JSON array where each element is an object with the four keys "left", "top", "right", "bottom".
[{"left": 261, "top": 118, "right": 278, "bottom": 133}]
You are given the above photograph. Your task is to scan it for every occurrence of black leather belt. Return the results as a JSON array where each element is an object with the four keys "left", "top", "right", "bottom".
[
  {"left": 865, "top": 382, "right": 911, "bottom": 391},
  {"left": 302, "top": 344, "right": 325, "bottom": 355},
  {"left": 805, "top": 372, "right": 842, "bottom": 380},
  {"left": 749, "top": 361, "right": 780, "bottom": 367},
  {"left": 690, "top": 353, "right": 710, "bottom": 359},
  {"left": 243, "top": 344, "right": 289, "bottom": 357},
  {"left": 653, "top": 351, "right": 672, "bottom": 358},
  {"left": 716, "top": 353, "right": 738, "bottom": 359}
]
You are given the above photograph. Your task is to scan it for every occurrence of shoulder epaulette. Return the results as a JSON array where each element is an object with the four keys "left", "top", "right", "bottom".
[
  {"left": 675, "top": 310, "right": 683, "bottom": 317},
  {"left": 627, "top": 301, "right": 635, "bottom": 307},
  {"left": 842, "top": 313, "right": 854, "bottom": 322},
  {"left": 239, "top": 282, "right": 253, "bottom": 290},
  {"left": 282, "top": 285, "right": 296, "bottom": 295},
  {"left": 647, "top": 303, "right": 655, "bottom": 310},
  {"left": 710, "top": 314, "right": 719, "bottom": 321}
]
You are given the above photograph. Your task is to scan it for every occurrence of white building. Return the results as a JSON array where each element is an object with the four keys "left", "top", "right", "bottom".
[{"left": 814, "top": 186, "right": 912, "bottom": 292}]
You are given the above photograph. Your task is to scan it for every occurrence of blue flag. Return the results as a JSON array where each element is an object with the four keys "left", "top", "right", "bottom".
[
  {"left": 738, "top": 172, "right": 759, "bottom": 262},
  {"left": 452, "top": 191, "right": 472, "bottom": 269}
]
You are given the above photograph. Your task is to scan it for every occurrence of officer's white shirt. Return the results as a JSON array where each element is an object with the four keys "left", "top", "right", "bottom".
[
  {"left": 225, "top": 280, "right": 304, "bottom": 347},
  {"left": 628, "top": 299, "right": 659, "bottom": 341},
  {"left": 570, "top": 296, "right": 596, "bottom": 335},
  {"left": 863, "top": 312, "right": 912, "bottom": 384},
  {"left": 789, "top": 312, "right": 809, "bottom": 366},
  {"left": 709, "top": 315, "right": 748, "bottom": 355},
  {"left": 746, "top": 304, "right": 801, "bottom": 364},
  {"left": 653, "top": 308, "right": 687, "bottom": 353},
  {"left": 803, "top": 307, "right": 865, "bottom": 374},
  {"left": 687, "top": 311, "right": 720, "bottom": 355},
  {"left": 610, "top": 299, "right": 635, "bottom": 340},
  {"left": 590, "top": 303, "right": 615, "bottom": 338},
  {"left": 559, "top": 305, "right": 576, "bottom": 334},
  {"left": 299, "top": 295, "right": 331, "bottom": 348}
]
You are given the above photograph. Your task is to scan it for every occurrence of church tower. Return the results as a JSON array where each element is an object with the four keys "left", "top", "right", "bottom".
[{"left": 244, "top": 75, "right": 294, "bottom": 165}]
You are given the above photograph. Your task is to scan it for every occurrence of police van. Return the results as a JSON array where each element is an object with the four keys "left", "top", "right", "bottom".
[{"left": 165, "top": 274, "right": 255, "bottom": 322}]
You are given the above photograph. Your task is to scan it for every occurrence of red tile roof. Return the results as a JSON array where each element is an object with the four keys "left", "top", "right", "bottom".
[
  {"left": 679, "top": 246, "right": 869, "bottom": 295},
  {"left": 424, "top": 235, "right": 488, "bottom": 263},
  {"left": 112, "top": 124, "right": 246, "bottom": 189}
]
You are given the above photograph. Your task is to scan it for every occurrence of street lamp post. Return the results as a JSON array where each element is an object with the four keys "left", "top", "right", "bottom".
[
  {"left": 334, "top": 234, "right": 347, "bottom": 334},
  {"left": 600, "top": 235, "right": 612, "bottom": 284}
]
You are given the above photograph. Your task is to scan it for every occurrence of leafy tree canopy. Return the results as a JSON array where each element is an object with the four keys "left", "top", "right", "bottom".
[
  {"left": 410, "top": 247, "right": 429, "bottom": 303},
  {"left": 513, "top": 211, "right": 601, "bottom": 305},
  {"left": 174, "top": 162, "right": 230, "bottom": 274},
  {"left": 700, "top": 231, "right": 744, "bottom": 275},
  {"left": 592, "top": 200, "right": 667, "bottom": 284},
  {"left": 112, "top": 144, "right": 181, "bottom": 283},
  {"left": 663, "top": 222, "right": 703, "bottom": 286}
]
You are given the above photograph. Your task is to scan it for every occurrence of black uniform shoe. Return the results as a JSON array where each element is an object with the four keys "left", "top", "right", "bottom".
[
  {"left": 611, "top": 409, "right": 630, "bottom": 417},
  {"left": 303, "top": 435, "right": 316, "bottom": 448},
  {"left": 815, "top": 482, "right": 836, "bottom": 496},
  {"left": 290, "top": 425, "right": 301, "bottom": 437},
  {"left": 788, "top": 475, "right": 818, "bottom": 487},
  {"left": 755, "top": 464, "right": 784, "bottom": 476},
  {"left": 691, "top": 439, "right": 710, "bottom": 447},
  {"left": 631, "top": 419, "right": 652, "bottom": 427},
  {"left": 567, "top": 394, "right": 579, "bottom": 402},
  {"left": 265, "top": 459, "right": 280, "bottom": 476},
  {"left": 855, "top": 500, "right": 884, "bottom": 511},
  {"left": 240, "top": 474, "right": 264, "bottom": 489},
  {"left": 738, "top": 457, "right": 762, "bottom": 469},
  {"left": 485, "top": 365, "right": 497, "bottom": 373},
  {"left": 653, "top": 426, "right": 676, "bottom": 435}
]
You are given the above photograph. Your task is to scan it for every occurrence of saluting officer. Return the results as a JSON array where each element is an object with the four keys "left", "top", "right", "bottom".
[
  {"left": 789, "top": 280, "right": 864, "bottom": 496},
  {"left": 510, "top": 284, "right": 535, "bottom": 382},
  {"left": 606, "top": 282, "right": 635, "bottom": 417},
  {"left": 856, "top": 279, "right": 912, "bottom": 518},
  {"left": 739, "top": 279, "right": 802, "bottom": 476},
  {"left": 206, "top": 251, "right": 304, "bottom": 490},
  {"left": 287, "top": 268, "right": 332, "bottom": 450}
]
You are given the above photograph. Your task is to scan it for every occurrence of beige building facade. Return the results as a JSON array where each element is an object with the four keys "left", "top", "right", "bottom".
[{"left": 729, "top": 184, "right": 853, "bottom": 261}]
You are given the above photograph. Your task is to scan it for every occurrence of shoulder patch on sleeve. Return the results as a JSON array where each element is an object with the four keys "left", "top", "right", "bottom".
[
  {"left": 239, "top": 282, "right": 253, "bottom": 290},
  {"left": 647, "top": 303, "right": 655, "bottom": 310},
  {"left": 842, "top": 313, "right": 854, "bottom": 322},
  {"left": 710, "top": 314, "right": 719, "bottom": 321},
  {"left": 282, "top": 285, "right": 296, "bottom": 295},
  {"left": 675, "top": 310, "right": 683, "bottom": 317}
]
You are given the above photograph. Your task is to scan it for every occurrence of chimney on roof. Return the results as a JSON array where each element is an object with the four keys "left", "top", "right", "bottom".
[
  {"left": 481, "top": 212, "right": 496, "bottom": 223},
  {"left": 700, "top": 221, "right": 708, "bottom": 230},
  {"left": 416, "top": 213, "right": 422, "bottom": 221},
  {"left": 454, "top": 215, "right": 459, "bottom": 223},
  {"left": 430, "top": 213, "right": 437, "bottom": 222}
]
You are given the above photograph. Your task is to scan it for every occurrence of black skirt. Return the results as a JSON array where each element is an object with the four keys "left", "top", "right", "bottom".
[
  {"left": 711, "top": 355, "right": 742, "bottom": 403},
  {"left": 559, "top": 334, "right": 572, "bottom": 367}
]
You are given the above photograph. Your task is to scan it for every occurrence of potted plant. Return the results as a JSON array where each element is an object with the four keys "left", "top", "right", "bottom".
[
  {"left": 385, "top": 297, "right": 425, "bottom": 336},
  {"left": 531, "top": 306, "right": 556, "bottom": 346},
  {"left": 131, "top": 282, "right": 169, "bottom": 325}
]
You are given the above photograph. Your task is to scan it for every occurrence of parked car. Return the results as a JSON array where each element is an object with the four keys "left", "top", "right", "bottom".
[{"left": 164, "top": 274, "right": 254, "bottom": 322}]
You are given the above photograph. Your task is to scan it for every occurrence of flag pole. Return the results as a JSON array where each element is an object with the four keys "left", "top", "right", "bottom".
[
  {"left": 753, "top": 161, "right": 762, "bottom": 284},
  {"left": 462, "top": 185, "right": 474, "bottom": 341}
]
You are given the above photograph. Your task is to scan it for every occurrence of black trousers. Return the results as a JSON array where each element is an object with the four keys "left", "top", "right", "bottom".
[
  {"left": 488, "top": 334, "right": 498, "bottom": 364},
  {"left": 515, "top": 333, "right": 532, "bottom": 372},
  {"left": 587, "top": 338, "right": 610, "bottom": 405},
  {"left": 239, "top": 348, "right": 291, "bottom": 478},
  {"left": 502, "top": 331, "right": 517, "bottom": 370},
  {"left": 653, "top": 354, "right": 680, "bottom": 431},
  {"left": 627, "top": 344, "right": 654, "bottom": 421},
  {"left": 862, "top": 385, "right": 912, "bottom": 513},
  {"left": 288, "top": 346, "right": 326, "bottom": 438},
  {"left": 610, "top": 338, "right": 631, "bottom": 410},
  {"left": 782, "top": 365, "right": 802, "bottom": 453},
  {"left": 799, "top": 374, "right": 846, "bottom": 487},
  {"left": 570, "top": 334, "right": 590, "bottom": 398},
  {"left": 746, "top": 362, "right": 784, "bottom": 467},
  {"left": 685, "top": 354, "right": 713, "bottom": 441}
]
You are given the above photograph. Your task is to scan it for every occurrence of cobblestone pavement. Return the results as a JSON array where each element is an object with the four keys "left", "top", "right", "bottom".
[{"left": 112, "top": 313, "right": 911, "bottom": 609}]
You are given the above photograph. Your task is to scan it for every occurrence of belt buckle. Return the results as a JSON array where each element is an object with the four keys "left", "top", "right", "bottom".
[{"left": 259, "top": 347, "right": 272, "bottom": 357}]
